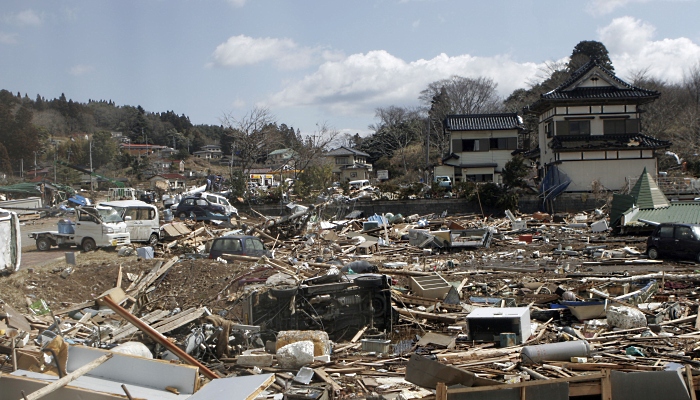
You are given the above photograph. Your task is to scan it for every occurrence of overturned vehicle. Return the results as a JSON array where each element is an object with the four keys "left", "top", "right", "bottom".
[{"left": 242, "top": 273, "right": 396, "bottom": 340}]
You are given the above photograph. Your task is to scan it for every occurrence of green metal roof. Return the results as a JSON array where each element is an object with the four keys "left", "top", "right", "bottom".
[
  {"left": 0, "top": 183, "right": 41, "bottom": 195},
  {"left": 626, "top": 203, "right": 700, "bottom": 225}
]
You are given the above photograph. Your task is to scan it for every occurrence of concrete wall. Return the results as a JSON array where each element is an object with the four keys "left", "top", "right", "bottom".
[{"left": 237, "top": 193, "right": 608, "bottom": 218}]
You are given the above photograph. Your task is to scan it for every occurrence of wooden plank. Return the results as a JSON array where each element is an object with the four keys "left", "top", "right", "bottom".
[
  {"left": 152, "top": 307, "right": 206, "bottom": 334},
  {"left": 447, "top": 372, "right": 604, "bottom": 395},
  {"left": 53, "top": 300, "right": 94, "bottom": 316},
  {"left": 110, "top": 309, "right": 170, "bottom": 342},
  {"left": 127, "top": 256, "right": 178, "bottom": 296},
  {"left": 350, "top": 325, "right": 368, "bottom": 343},
  {"left": 23, "top": 353, "right": 113, "bottom": 400},
  {"left": 314, "top": 367, "right": 342, "bottom": 397}
]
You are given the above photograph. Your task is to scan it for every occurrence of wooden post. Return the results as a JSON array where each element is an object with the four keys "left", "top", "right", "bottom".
[
  {"left": 687, "top": 365, "right": 697, "bottom": 400},
  {"left": 600, "top": 369, "right": 612, "bottom": 400},
  {"left": 436, "top": 382, "right": 447, "bottom": 400},
  {"left": 23, "top": 353, "right": 113, "bottom": 400}
]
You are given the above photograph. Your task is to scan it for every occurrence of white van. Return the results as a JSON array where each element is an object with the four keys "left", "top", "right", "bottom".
[
  {"left": 100, "top": 200, "right": 160, "bottom": 246},
  {"left": 348, "top": 179, "right": 372, "bottom": 190},
  {"left": 202, "top": 192, "right": 238, "bottom": 216}
]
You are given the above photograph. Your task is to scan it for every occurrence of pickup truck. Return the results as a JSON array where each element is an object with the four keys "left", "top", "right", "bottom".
[{"left": 30, "top": 206, "right": 130, "bottom": 252}]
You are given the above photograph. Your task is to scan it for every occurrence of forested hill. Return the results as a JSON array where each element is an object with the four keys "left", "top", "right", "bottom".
[{"left": 0, "top": 89, "right": 231, "bottom": 175}]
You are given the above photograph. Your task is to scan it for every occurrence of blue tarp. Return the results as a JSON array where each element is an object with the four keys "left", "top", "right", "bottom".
[
  {"left": 67, "top": 194, "right": 88, "bottom": 207},
  {"left": 539, "top": 165, "right": 571, "bottom": 211}
]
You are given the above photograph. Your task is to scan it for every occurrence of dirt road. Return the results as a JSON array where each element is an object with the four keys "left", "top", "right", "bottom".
[{"left": 19, "top": 216, "right": 69, "bottom": 269}]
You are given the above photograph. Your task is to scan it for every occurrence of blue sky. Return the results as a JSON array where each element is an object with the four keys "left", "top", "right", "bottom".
[{"left": 1, "top": 0, "right": 700, "bottom": 138}]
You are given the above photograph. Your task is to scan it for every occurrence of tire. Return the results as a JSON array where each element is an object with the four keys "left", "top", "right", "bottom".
[
  {"left": 179, "top": 212, "right": 188, "bottom": 220},
  {"left": 354, "top": 274, "right": 384, "bottom": 288},
  {"left": 647, "top": 247, "right": 659, "bottom": 260},
  {"left": 36, "top": 237, "right": 52, "bottom": 251},
  {"left": 82, "top": 238, "right": 97, "bottom": 252},
  {"left": 270, "top": 286, "right": 298, "bottom": 298},
  {"left": 148, "top": 233, "right": 159, "bottom": 247}
]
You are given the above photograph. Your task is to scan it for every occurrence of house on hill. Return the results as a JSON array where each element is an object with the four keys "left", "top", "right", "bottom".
[
  {"left": 524, "top": 60, "right": 671, "bottom": 204},
  {"left": 326, "top": 146, "right": 373, "bottom": 182},
  {"left": 437, "top": 113, "right": 526, "bottom": 184},
  {"left": 149, "top": 173, "right": 187, "bottom": 190}
]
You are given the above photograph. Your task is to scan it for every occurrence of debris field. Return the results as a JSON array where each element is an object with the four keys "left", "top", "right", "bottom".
[{"left": 2, "top": 207, "right": 700, "bottom": 400}]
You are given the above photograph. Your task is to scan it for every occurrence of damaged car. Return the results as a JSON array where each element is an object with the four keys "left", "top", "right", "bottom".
[{"left": 241, "top": 272, "right": 396, "bottom": 340}]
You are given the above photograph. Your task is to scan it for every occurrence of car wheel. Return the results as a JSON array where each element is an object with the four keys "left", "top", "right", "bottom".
[
  {"left": 647, "top": 247, "right": 659, "bottom": 260},
  {"left": 36, "top": 237, "right": 52, "bottom": 251},
  {"left": 270, "top": 286, "right": 298, "bottom": 298},
  {"left": 82, "top": 238, "right": 97, "bottom": 252},
  {"left": 148, "top": 233, "right": 159, "bottom": 247},
  {"left": 354, "top": 274, "right": 384, "bottom": 288},
  {"left": 179, "top": 212, "right": 188, "bottom": 220}
]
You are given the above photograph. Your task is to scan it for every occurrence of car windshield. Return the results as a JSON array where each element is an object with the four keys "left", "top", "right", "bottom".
[
  {"left": 692, "top": 226, "right": 700, "bottom": 239},
  {"left": 97, "top": 208, "right": 123, "bottom": 223}
]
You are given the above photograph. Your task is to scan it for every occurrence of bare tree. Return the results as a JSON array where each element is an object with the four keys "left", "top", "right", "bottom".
[
  {"left": 368, "top": 106, "right": 423, "bottom": 174},
  {"left": 419, "top": 76, "right": 503, "bottom": 115},
  {"left": 419, "top": 76, "right": 503, "bottom": 163},
  {"left": 220, "top": 107, "right": 277, "bottom": 185},
  {"left": 290, "top": 122, "right": 340, "bottom": 179}
]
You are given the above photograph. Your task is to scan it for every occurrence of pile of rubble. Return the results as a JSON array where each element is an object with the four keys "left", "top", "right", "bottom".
[{"left": 2, "top": 207, "right": 700, "bottom": 399}]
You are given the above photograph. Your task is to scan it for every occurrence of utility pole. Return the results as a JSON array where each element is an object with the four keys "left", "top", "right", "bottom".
[{"left": 89, "top": 139, "right": 94, "bottom": 191}]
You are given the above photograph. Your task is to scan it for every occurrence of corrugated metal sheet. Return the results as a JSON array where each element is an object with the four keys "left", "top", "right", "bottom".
[{"left": 626, "top": 203, "right": 700, "bottom": 225}]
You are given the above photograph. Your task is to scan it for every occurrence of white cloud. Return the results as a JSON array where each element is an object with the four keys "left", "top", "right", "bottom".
[
  {"left": 227, "top": 0, "right": 247, "bottom": 7},
  {"left": 210, "top": 35, "right": 341, "bottom": 70},
  {"left": 5, "top": 9, "right": 42, "bottom": 26},
  {"left": 599, "top": 17, "right": 700, "bottom": 82},
  {"left": 0, "top": 32, "right": 18, "bottom": 44},
  {"left": 265, "top": 50, "right": 543, "bottom": 116},
  {"left": 69, "top": 64, "right": 94, "bottom": 76}
]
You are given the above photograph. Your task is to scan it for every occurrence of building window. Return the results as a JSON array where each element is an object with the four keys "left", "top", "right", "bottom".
[
  {"left": 336, "top": 157, "right": 349, "bottom": 165},
  {"left": 489, "top": 137, "right": 518, "bottom": 150},
  {"left": 545, "top": 121, "right": 554, "bottom": 138},
  {"left": 466, "top": 174, "right": 493, "bottom": 182},
  {"left": 604, "top": 119, "right": 640, "bottom": 134},
  {"left": 556, "top": 120, "right": 590, "bottom": 136},
  {"left": 461, "top": 139, "right": 489, "bottom": 152}
]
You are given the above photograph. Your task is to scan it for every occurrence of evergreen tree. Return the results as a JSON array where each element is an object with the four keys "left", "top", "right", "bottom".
[{"left": 567, "top": 40, "right": 614, "bottom": 73}]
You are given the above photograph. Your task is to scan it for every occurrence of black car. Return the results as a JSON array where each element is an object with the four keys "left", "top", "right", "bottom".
[
  {"left": 175, "top": 195, "right": 228, "bottom": 221},
  {"left": 646, "top": 223, "right": 700, "bottom": 262},
  {"left": 208, "top": 235, "right": 272, "bottom": 259}
]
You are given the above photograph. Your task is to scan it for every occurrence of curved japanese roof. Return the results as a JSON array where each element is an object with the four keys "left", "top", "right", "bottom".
[{"left": 526, "top": 60, "right": 660, "bottom": 114}]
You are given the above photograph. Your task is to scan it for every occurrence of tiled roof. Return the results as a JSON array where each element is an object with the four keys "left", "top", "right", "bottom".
[
  {"left": 444, "top": 113, "right": 524, "bottom": 131},
  {"left": 326, "top": 146, "right": 370, "bottom": 157},
  {"left": 549, "top": 133, "right": 670, "bottom": 151},
  {"left": 526, "top": 60, "right": 660, "bottom": 113}
]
